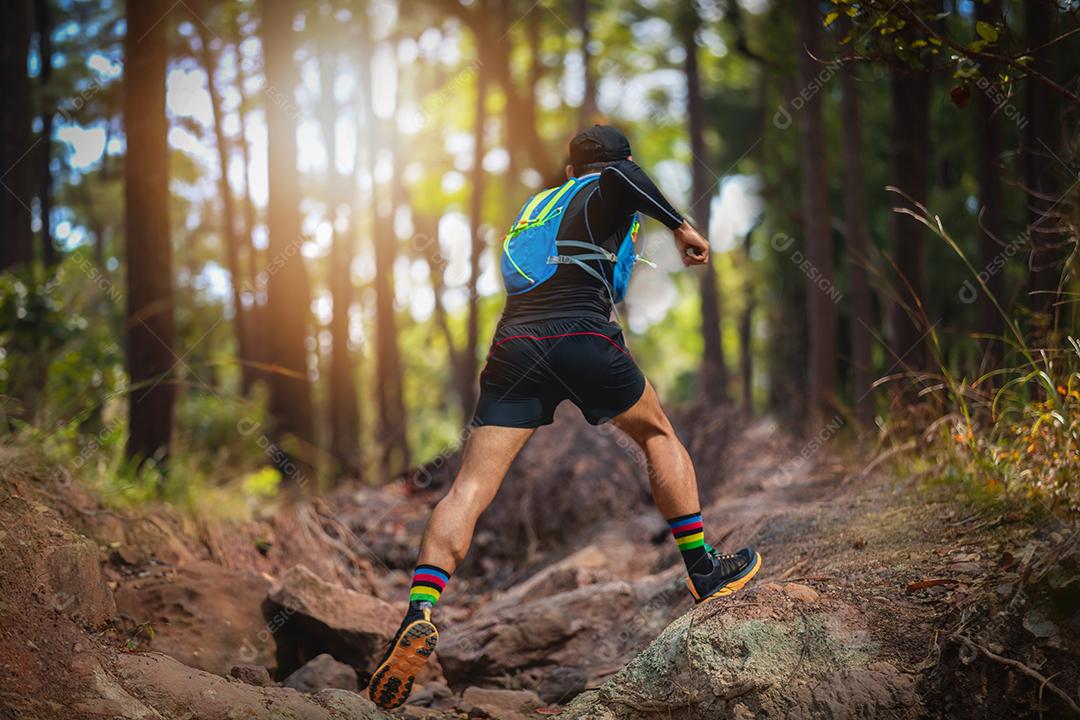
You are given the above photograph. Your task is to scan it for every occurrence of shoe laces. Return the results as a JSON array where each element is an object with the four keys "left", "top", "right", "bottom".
[{"left": 706, "top": 544, "right": 741, "bottom": 563}]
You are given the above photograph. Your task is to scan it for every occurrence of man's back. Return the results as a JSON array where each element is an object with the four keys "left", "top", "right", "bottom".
[{"left": 500, "top": 159, "right": 685, "bottom": 326}]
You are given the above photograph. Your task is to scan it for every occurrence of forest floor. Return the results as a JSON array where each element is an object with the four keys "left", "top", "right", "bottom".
[{"left": 0, "top": 406, "right": 1077, "bottom": 719}]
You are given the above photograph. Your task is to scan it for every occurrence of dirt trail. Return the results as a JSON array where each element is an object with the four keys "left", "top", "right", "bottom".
[{"left": 0, "top": 411, "right": 1077, "bottom": 719}]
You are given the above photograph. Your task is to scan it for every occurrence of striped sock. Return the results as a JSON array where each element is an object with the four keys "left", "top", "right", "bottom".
[
  {"left": 668, "top": 512, "right": 709, "bottom": 574},
  {"left": 409, "top": 564, "right": 450, "bottom": 608}
]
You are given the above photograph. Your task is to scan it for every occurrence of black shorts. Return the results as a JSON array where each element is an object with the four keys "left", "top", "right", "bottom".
[{"left": 472, "top": 317, "right": 646, "bottom": 428}]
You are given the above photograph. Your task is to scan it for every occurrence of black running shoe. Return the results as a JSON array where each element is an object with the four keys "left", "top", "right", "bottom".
[
  {"left": 686, "top": 547, "right": 762, "bottom": 604},
  {"left": 367, "top": 601, "right": 438, "bottom": 709}
]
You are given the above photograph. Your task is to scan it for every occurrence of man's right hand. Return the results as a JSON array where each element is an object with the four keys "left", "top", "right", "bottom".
[{"left": 674, "top": 221, "right": 710, "bottom": 266}]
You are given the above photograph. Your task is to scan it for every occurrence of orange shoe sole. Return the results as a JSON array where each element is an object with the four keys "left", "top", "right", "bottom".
[
  {"left": 688, "top": 550, "right": 763, "bottom": 604},
  {"left": 368, "top": 619, "right": 438, "bottom": 709}
]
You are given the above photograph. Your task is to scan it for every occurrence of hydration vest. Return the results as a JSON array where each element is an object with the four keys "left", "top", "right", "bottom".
[{"left": 500, "top": 174, "right": 646, "bottom": 304}]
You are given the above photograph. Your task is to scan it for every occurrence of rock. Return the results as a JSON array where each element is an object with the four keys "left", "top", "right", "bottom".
[
  {"left": 536, "top": 666, "right": 588, "bottom": 704},
  {"left": 782, "top": 582, "right": 819, "bottom": 603},
  {"left": 114, "top": 561, "right": 275, "bottom": 675},
  {"left": 459, "top": 687, "right": 544, "bottom": 719},
  {"left": 266, "top": 564, "right": 397, "bottom": 676},
  {"left": 282, "top": 653, "right": 358, "bottom": 692},
  {"left": 230, "top": 664, "right": 274, "bottom": 687},
  {"left": 438, "top": 575, "right": 682, "bottom": 690},
  {"left": 41, "top": 533, "right": 116, "bottom": 628},
  {"left": 110, "top": 651, "right": 390, "bottom": 719},
  {"left": 561, "top": 584, "right": 924, "bottom": 719},
  {"left": 407, "top": 680, "right": 453, "bottom": 707}
]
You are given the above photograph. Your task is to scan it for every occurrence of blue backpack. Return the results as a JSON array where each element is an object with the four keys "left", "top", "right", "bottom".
[{"left": 500, "top": 174, "right": 645, "bottom": 304}]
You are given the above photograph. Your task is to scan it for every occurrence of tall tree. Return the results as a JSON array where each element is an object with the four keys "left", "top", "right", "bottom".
[
  {"left": 228, "top": 7, "right": 266, "bottom": 387},
  {"left": 573, "top": 0, "right": 597, "bottom": 125},
  {"left": 1023, "top": 0, "right": 1064, "bottom": 321},
  {"left": 681, "top": 4, "right": 728, "bottom": 402},
  {"left": 887, "top": 23, "right": 931, "bottom": 385},
  {"left": 194, "top": 9, "right": 254, "bottom": 394},
  {"left": 462, "top": 37, "right": 488, "bottom": 423},
  {"left": 0, "top": 0, "right": 34, "bottom": 271},
  {"left": 739, "top": 229, "right": 755, "bottom": 413},
  {"left": 974, "top": 0, "right": 1006, "bottom": 375},
  {"left": 839, "top": 32, "right": 874, "bottom": 427},
  {"left": 260, "top": 0, "right": 316, "bottom": 468},
  {"left": 316, "top": 50, "right": 362, "bottom": 479},
  {"left": 124, "top": 0, "right": 175, "bottom": 464},
  {"left": 796, "top": 0, "right": 836, "bottom": 431},
  {"left": 361, "top": 21, "right": 409, "bottom": 477},
  {"left": 36, "top": 0, "right": 58, "bottom": 268}
]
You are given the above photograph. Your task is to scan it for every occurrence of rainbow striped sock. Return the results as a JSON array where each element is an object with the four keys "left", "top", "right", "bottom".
[
  {"left": 668, "top": 512, "right": 709, "bottom": 574},
  {"left": 409, "top": 564, "right": 450, "bottom": 608}
]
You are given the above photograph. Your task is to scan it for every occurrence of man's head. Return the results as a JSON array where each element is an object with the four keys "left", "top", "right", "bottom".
[{"left": 566, "top": 124, "right": 632, "bottom": 178}]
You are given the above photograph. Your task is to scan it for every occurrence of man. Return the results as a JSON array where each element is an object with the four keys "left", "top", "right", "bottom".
[{"left": 368, "top": 126, "right": 761, "bottom": 710}]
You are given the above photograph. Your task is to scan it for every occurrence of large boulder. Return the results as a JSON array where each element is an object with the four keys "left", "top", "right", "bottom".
[
  {"left": 114, "top": 561, "right": 275, "bottom": 675},
  {"left": 87, "top": 651, "right": 390, "bottom": 720},
  {"left": 438, "top": 572, "right": 684, "bottom": 692},
  {"left": 560, "top": 584, "right": 923, "bottom": 719},
  {"left": 266, "top": 564, "right": 398, "bottom": 676}
]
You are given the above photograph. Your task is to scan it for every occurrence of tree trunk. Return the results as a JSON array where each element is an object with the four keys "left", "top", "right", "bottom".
[
  {"left": 0, "top": 0, "right": 34, "bottom": 271},
  {"left": 124, "top": 0, "right": 175, "bottom": 465},
  {"left": 195, "top": 17, "right": 253, "bottom": 395},
  {"left": 739, "top": 230, "right": 754, "bottom": 413},
  {"left": 418, "top": 213, "right": 471, "bottom": 421},
  {"left": 682, "top": 6, "right": 727, "bottom": 403},
  {"left": 229, "top": 10, "right": 265, "bottom": 389},
  {"left": 317, "top": 53, "right": 362, "bottom": 480},
  {"left": 362, "top": 28, "right": 409, "bottom": 478},
  {"left": 974, "top": 0, "right": 1005, "bottom": 377},
  {"left": 36, "top": 0, "right": 56, "bottom": 268},
  {"left": 260, "top": 0, "right": 316, "bottom": 474},
  {"left": 1023, "top": 0, "right": 1064, "bottom": 322},
  {"left": 888, "top": 67, "right": 931, "bottom": 385},
  {"left": 573, "top": 0, "right": 597, "bottom": 125},
  {"left": 462, "top": 49, "right": 487, "bottom": 423},
  {"left": 490, "top": 0, "right": 554, "bottom": 184},
  {"left": 839, "top": 47, "right": 874, "bottom": 427},
  {"left": 796, "top": 0, "right": 836, "bottom": 432}
]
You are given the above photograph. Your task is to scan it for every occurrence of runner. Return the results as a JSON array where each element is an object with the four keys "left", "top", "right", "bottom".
[{"left": 368, "top": 125, "right": 762, "bottom": 710}]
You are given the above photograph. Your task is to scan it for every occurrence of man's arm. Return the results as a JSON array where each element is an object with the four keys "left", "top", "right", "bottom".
[{"left": 589, "top": 159, "right": 709, "bottom": 266}]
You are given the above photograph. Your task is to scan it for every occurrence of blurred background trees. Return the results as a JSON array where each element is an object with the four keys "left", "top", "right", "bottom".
[{"left": 1, "top": 0, "right": 1077, "bottom": 509}]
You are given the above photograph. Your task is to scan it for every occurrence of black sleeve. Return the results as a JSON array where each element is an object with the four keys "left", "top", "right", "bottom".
[{"left": 587, "top": 159, "right": 685, "bottom": 240}]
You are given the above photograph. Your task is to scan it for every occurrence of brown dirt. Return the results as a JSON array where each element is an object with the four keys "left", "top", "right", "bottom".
[{"left": 0, "top": 409, "right": 1077, "bottom": 719}]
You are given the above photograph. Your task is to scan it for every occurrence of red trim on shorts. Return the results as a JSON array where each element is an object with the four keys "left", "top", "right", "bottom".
[{"left": 490, "top": 331, "right": 629, "bottom": 356}]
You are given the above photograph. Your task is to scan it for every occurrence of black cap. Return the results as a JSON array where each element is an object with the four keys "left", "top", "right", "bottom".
[{"left": 569, "top": 125, "right": 632, "bottom": 169}]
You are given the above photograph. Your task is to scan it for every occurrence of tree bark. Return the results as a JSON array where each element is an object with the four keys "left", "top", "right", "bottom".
[
  {"left": 195, "top": 17, "right": 254, "bottom": 395},
  {"left": 0, "top": 0, "right": 34, "bottom": 271},
  {"left": 317, "top": 53, "right": 362, "bottom": 480},
  {"left": 362, "top": 27, "right": 409, "bottom": 478},
  {"left": 228, "top": 10, "right": 266, "bottom": 389},
  {"left": 573, "top": 0, "right": 597, "bottom": 126},
  {"left": 124, "top": 0, "right": 175, "bottom": 465},
  {"left": 739, "top": 230, "right": 754, "bottom": 413},
  {"left": 840, "top": 49, "right": 874, "bottom": 427},
  {"left": 260, "top": 0, "right": 316, "bottom": 473},
  {"left": 462, "top": 45, "right": 488, "bottom": 423},
  {"left": 1023, "top": 0, "right": 1065, "bottom": 322},
  {"left": 888, "top": 67, "right": 931, "bottom": 384},
  {"left": 974, "top": 0, "right": 1005, "bottom": 377},
  {"left": 796, "top": 0, "right": 836, "bottom": 432},
  {"left": 682, "top": 6, "right": 727, "bottom": 403}
]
